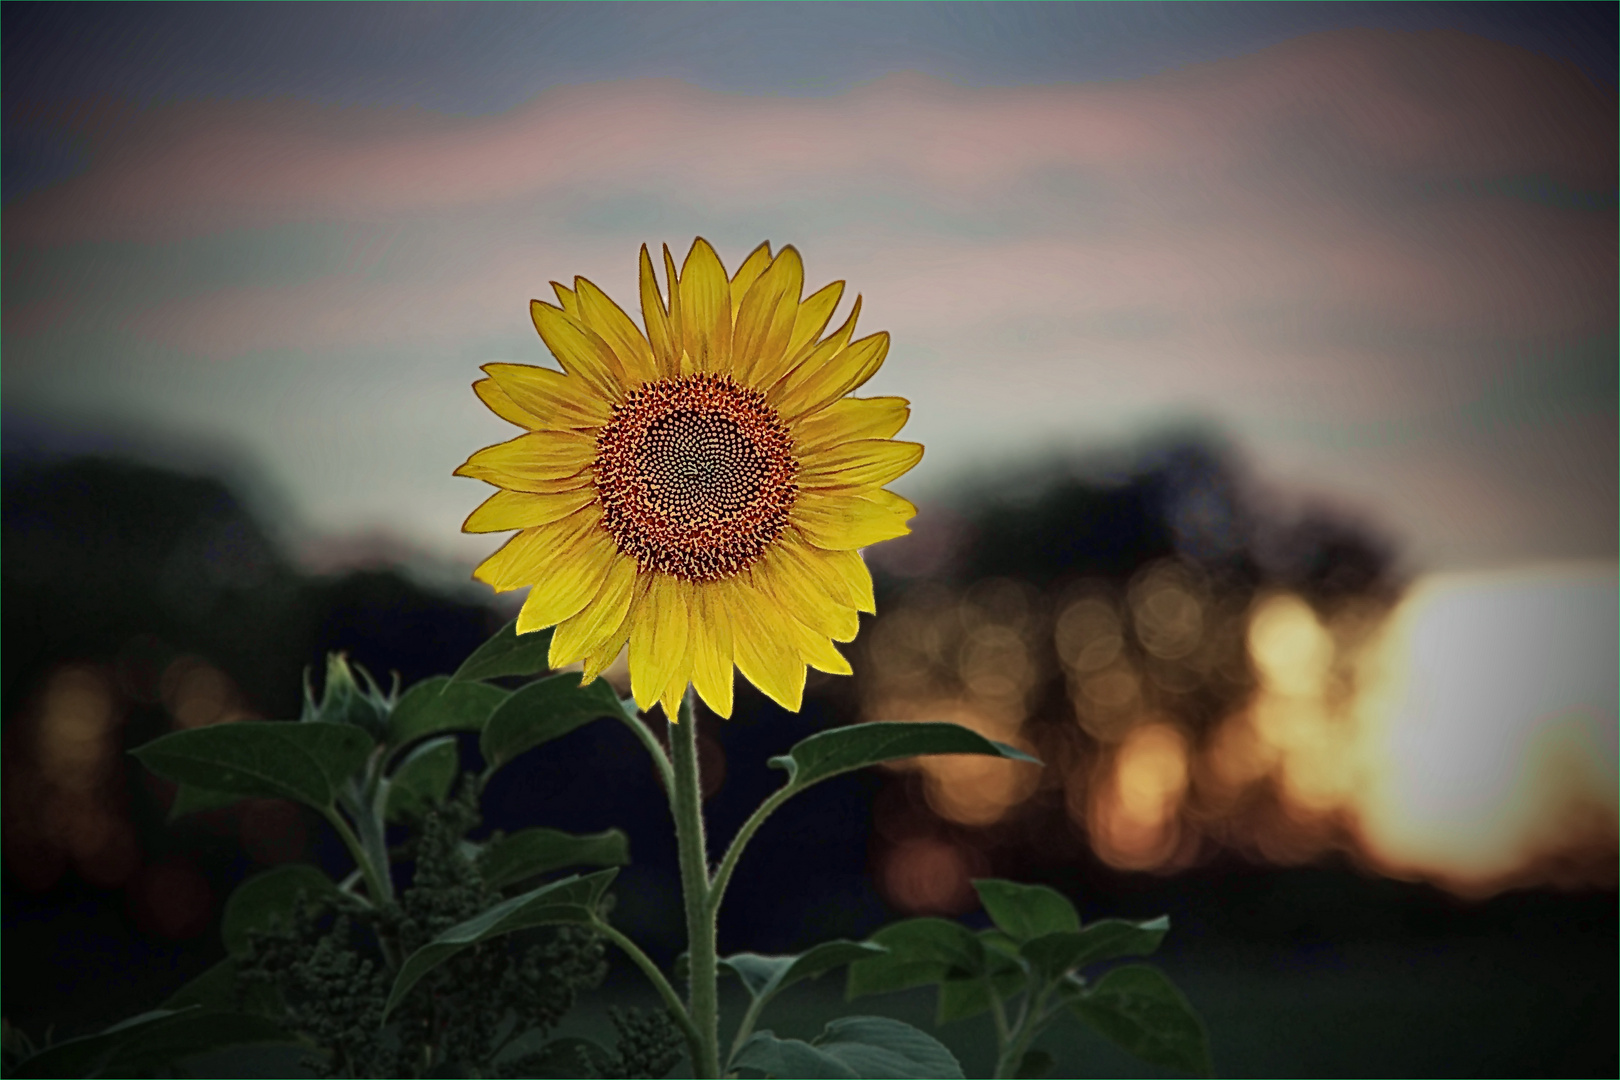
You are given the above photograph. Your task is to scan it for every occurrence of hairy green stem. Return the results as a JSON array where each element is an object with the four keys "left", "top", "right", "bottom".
[
  {"left": 987, "top": 974, "right": 1012, "bottom": 1057},
  {"left": 670, "top": 687, "right": 722, "bottom": 1079},
  {"left": 617, "top": 704, "right": 677, "bottom": 798},
  {"left": 592, "top": 918, "right": 704, "bottom": 1070},
  {"left": 995, "top": 976, "right": 1055, "bottom": 1080},
  {"left": 322, "top": 806, "right": 392, "bottom": 907},
  {"left": 708, "top": 784, "right": 794, "bottom": 920}
]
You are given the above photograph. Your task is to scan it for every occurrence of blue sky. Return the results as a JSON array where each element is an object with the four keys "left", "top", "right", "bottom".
[
  {"left": 3, "top": 3, "right": 1615, "bottom": 575},
  {"left": 6, "top": 2, "right": 1613, "bottom": 201}
]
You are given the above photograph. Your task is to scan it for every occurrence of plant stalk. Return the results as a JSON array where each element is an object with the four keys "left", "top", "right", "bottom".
[
  {"left": 592, "top": 918, "right": 704, "bottom": 1070},
  {"left": 670, "top": 686, "right": 722, "bottom": 1079},
  {"left": 323, "top": 806, "right": 393, "bottom": 907}
]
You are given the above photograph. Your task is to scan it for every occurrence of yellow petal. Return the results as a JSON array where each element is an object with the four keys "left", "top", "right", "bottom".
[
  {"left": 530, "top": 300, "right": 626, "bottom": 401},
  {"left": 776, "top": 331, "right": 891, "bottom": 423},
  {"left": 454, "top": 429, "right": 597, "bottom": 492},
  {"left": 728, "top": 241, "right": 773, "bottom": 317},
  {"left": 689, "top": 584, "right": 735, "bottom": 719},
  {"left": 798, "top": 438, "right": 923, "bottom": 492},
  {"left": 472, "top": 377, "right": 542, "bottom": 429},
  {"left": 787, "top": 539, "right": 876, "bottom": 614},
  {"left": 793, "top": 396, "right": 910, "bottom": 455},
  {"left": 726, "top": 581, "right": 806, "bottom": 712},
  {"left": 677, "top": 238, "right": 731, "bottom": 373},
  {"left": 791, "top": 487, "right": 916, "bottom": 550},
  {"left": 784, "top": 280, "right": 843, "bottom": 363},
  {"left": 751, "top": 541, "right": 861, "bottom": 642},
  {"left": 750, "top": 279, "right": 844, "bottom": 391},
  {"left": 551, "top": 281, "right": 581, "bottom": 318},
  {"left": 733, "top": 246, "right": 803, "bottom": 387},
  {"left": 472, "top": 505, "right": 601, "bottom": 592},
  {"left": 778, "top": 613, "right": 853, "bottom": 677},
  {"left": 483, "top": 363, "right": 612, "bottom": 428},
  {"left": 659, "top": 662, "right": 690, "bottom": 726},
  {"left": 582, "top": 613, "right": 632, "bottom": 684},
  {"left": 662, "top": 245, "right": 688, "bottom": 375},
  {"left": 516, "top": 525, "right": 619, "bottom": 634},
  {"left": 640, "top": 245, "right": 678, "bottom": 377},
  {"left": 575, "top": 275, "right": 659, "bottom": 386},
  {"left": 766, "top": 295, "right": 861, "bottom": 405},
  {"left": 860, "top": 487, "right": 919, "bottom": 522},
  {"left": 463, "top": 487, "right": 597, "bottom": 534},
  {"left": 629, "top": 574, "right": 692, "bottom": 713},
  {"left": 549, "top": 554, "right": 639, "bottom": 668}
]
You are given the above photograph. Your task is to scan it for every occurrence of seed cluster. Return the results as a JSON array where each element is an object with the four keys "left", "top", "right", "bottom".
[{"left": 594, "top": 373, "right": 798, "bottom": 581}]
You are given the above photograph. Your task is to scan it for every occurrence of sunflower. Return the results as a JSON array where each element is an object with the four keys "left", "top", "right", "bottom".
[{"left": 456, "top": 239, "right": 921, "bottom": 721}]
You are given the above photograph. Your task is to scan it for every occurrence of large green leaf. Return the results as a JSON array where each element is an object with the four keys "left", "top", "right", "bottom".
[
  {"left": 771, "top": 722, "right": 1040, "bottom": 791},
  {"left": 734, "top": 1016, "right": 964, "bottom": 1080},
  {"left": 131, "top": 721, "right": 374, "bottom": 811},
  {"left": 388, "top": 676, "right": 510, "bottom": 748},
  {"left": 973, "top": 879, "right": 1079, "bottom": 942},
  {"left": 1069, "top": 965, "right": 1214, "bottom": 1078},
  {"left": 161, "top": 960, "right": 237, "bottom": 1011},
  {"left": 846, "top": 918, "right": 985, "bottom": 1000},
  {"left": 222, "top": 863, "right": 341, "bottom": 955},
  {"left": 479, "top": 674, "right": 629, "bottom": 770},
  {"left": 9, "top": 1008, "right": 297, "bottom": 1079},
  {"left": 383, "top": 869, "right": 616, "bottom": 1019},
  {"left": 481, "top": 827, "right": 631, "bottom": 890},
  {"left": 1020, "top": 916, "right": 1169, "bottom": 977},
  {"left": 160, "top": 959, "right": 282, "bottom": 1018},
  {"left": 167, "top": 783, "right": 242, "bottom": 820},
  {"left": 384, "top": 737, "right": 460, "bottom": 822},
  {"left": 452, "top": 619, "right": 555, "bottom": 682},
  {"left": 721, "top": 941, "right": 887, "bottom": 1007},
  {"left": 1015, "top": 1049, "right": 1056, "bottom": 1079},
  {"left": 935, "top": 949, "right": 1027, "bottom": 1024}
]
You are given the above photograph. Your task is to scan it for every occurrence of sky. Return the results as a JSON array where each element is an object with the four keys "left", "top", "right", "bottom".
[{"left": 3, "top": 2, "right": 1615, "bottom": 576}]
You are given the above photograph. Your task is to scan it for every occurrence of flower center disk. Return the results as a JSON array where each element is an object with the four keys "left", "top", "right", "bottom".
[{"left": 593, "top": 373, "right": 798, "bottom": 581}]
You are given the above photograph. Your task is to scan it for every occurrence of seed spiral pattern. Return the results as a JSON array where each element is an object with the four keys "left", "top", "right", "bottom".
[{"left": 593, "top": 373, "right": 798, "bottom": 581}]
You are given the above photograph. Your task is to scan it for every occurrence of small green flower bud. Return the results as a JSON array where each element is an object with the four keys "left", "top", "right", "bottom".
[{"left": 301, "top": 652, "right": 394, "bottom": 736}]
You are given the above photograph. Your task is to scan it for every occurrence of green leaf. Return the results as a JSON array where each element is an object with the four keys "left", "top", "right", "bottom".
[
  {"left": 973, "top": 879, "right": 1079, "bottom": 942},
  {"left": 160, "top": 960, "right": 237, "bottom": 1011},
  {"left": 168, "top": 783, "right": 242, "bottom": 820},
  {"left": 1069, "top": 965, "right": 1214, "bottom": 1078},
  {"left": 384, "top": 737, "right": 460, "bottom": 822},
  {"left": 771, "top": 722, "right": 1040, "bottom": 791},
  {"left": 161, "top": 959, "right": 282, "bottom": 1018},
  {"left": 481, "top": 827, "right": 631, "bottom": 890},
  {"left": 383, "top": 869, "right": 617, "bottom": 1019},
  {"left": 9, "top": 1008, "right": 296, "bottom": 1079},
  {"left": 1021, "top": 916, "right": 1169, "bottom": 977},
  {"left": 721, "top": 941, "right": 887, "bottom": 1007},
  {"left": 734, "top": 1016, "right": 964, "bottom": 1080},
  {"left": 131, "top": 721, "right": 374, "bottom": 811},
  {"left": 389, "top": 676, "right": 511, "bottom": 748},
  {"left": 453, "top": 619, "right": 555, "bottom": 682},
  {"left": 1016, "top": 1049, "right": 1056, "bottom": 1079},
  {"left": 222, "top": 863, "right": 341, "bottom": 956},
  {"left": 935, "top": 950, "right": 1026, "bottom": 1024},
  {"left": 846, "top": 918, "right": 985, "bottom": 1000},
  {"left": 479, "top": 674, "right": 628, "bottom": 771}
]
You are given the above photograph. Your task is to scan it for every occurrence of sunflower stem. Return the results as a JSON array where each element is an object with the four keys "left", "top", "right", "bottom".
[{"left": 670, "top": 685, "right": 722, "bottom": 1079}]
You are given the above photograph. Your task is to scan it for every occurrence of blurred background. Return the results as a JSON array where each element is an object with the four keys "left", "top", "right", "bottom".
[{"left": 3, "top": 3, "right": 1614, "bottom": 1076}]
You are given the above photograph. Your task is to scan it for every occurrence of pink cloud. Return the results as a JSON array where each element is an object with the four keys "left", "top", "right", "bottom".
[{"left": 5, "top": 28, "right": 1611, "bottom": 247}]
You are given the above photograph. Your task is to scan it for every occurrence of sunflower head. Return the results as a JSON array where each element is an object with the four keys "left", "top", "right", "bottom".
[{"left": 456, "top": 239, "right": 921, "bottom": 721}]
